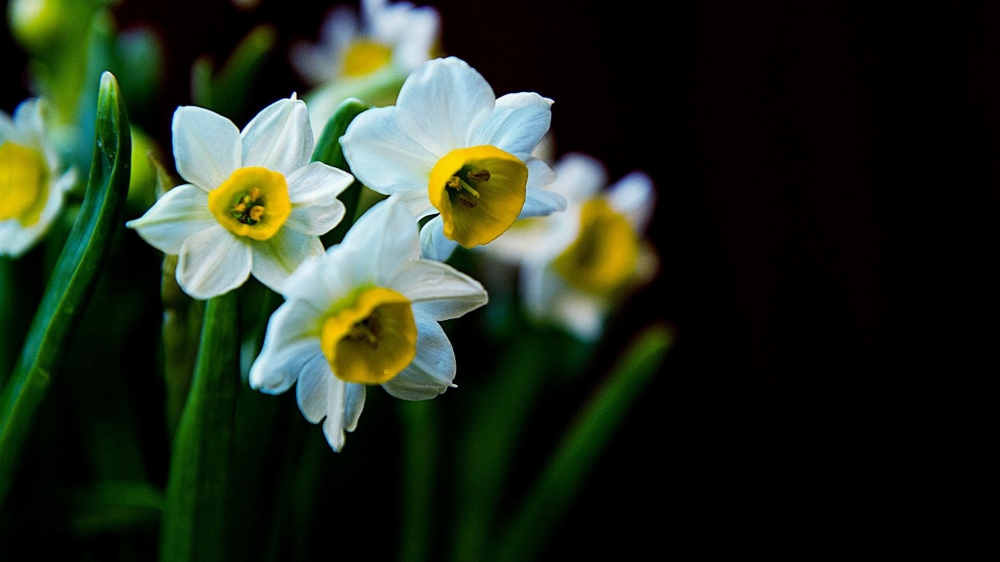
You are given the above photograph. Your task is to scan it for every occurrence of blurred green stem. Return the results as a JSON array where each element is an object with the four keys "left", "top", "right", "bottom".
[
  {"left": 492, "top": 324, "right": 672, "bottom": 562},
  {"left": 399, "top": 400, "right": 440, "bottom": 562},
  {"left": 159, "top": 292, "right": 240, "bottom": 562},
  {"left": 450, "top": 331, "right": 550, "bottom": 562}
]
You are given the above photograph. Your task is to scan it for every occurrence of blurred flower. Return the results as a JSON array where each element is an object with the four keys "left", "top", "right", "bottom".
[
  {"left": 487, "top": 153, "right": 658, "bottom": 341},
  {"left": 0, "top": 98, "right": 76, "bottom": 257},
  {"left": 126, "top": 96, "right": 354, "bottom": 299},
  {"left": 342, "top": 56, "right": 565, "bottom": 262},
  {"left": 249, "top": 197, "right": 488, "bottom": 451},
  {"left": 292, "top": 0, "right": 441, "bottom": 138}
]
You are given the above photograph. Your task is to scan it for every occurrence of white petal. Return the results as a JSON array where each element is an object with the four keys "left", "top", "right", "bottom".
[
  {"left": 12, "top": 98, "right": 44, "bottom": 142},
  {"left": 341, "top": 105, "right": 439, "bottom": 196},
  {"left": 281, "top": 250, "right": 354, "bottom": 308},
  {"left": 520, "top": 187, "right": 568, "bottom": 220},
  {"left": 241, "top": 97, "right": 313, "bottom": 176},
  {"left": 0, "top": 107, "right": 16, "bottom": 141},
  {"left": 342, "top": 384, "right": 366, "bottom": 432},
  {"left": 391, "top": 260, "right": 488, "bottom": 321},
  {"left": 551, "top": 291, "right": 607, "bottom": 342},
  {"left": 176, "top": 225, "right": 251, "bottom": 299},
  {"left": 389, "top": 7, "right": 440, "bottom": 72},
  {"left": 550, "top": 153, "right": 607, "bottom": 202},
  {"left": 524, "top": 157, "right": 557, "bottom": 192},
  {"left": 470, "top": 92, "right": 553, "bottom": 156},
  {"left": 251, "top": 228, "right": 325, "bottom": 294},
  {"left": 125, "top": 184, "right": 215, "bottom": 254},
  {"left": 340, "top": 198, "right": 421, "bottom": 281},
  {"left": 520, "top": 257, "right": 559, "bottom": 319},
  {"left": 382, "top": 317, "right": 456, "bottom": 400},
  {"left": 395, "top": 57, "right": 496, "bottom": 154},
  {"left": 419, "top": 216, "right": 458, "bottom": 262},
  {"left": 172, "top": 106, "right": 241, "bottom": 190},
  {"left": 295, "top": 357, "right": 350, "bottom": 451},
  {"left": 607, "top": 171, "right": 656, "bottom": 233},
  {"left": 249, "top": 299, "right": 325, "bottom": 393},
  {"left": 285, "top": 162, "right": 352, "bottom": 235}
]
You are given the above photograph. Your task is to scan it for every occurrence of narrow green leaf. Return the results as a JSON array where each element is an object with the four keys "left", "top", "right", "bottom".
[
  {"left": 0, "top": 71, "right": 131, "bottom": 506},
  {"left": 210, "top": 24, "right": 276, "bottom": 119},
  {"left": 159, "top": 292, "right": 240, "bottom": 562},
  {"left": 312, "top": 98, "right": 369, "bottom": 246},
  {"left": 190, "top": 55, "right": 215, "bottom": 110},
  {"left": 493, "top": 324, "right": 673, "bottom": 562},
  {"left": 71, "top": 480, "right": 164, "bottom": 537}
]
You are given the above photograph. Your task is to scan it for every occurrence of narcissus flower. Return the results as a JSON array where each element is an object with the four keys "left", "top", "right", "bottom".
[
  {"left": 490, "top": 153, "right": 658, "bottom": 341},
  {"left": 0, "top": 98, "right": 76, "bottom": 257},
  {"left": 291, "top": 0, "right": 441, "bottom": 138},
  {"left": 126, "top": 96, "right": 354, "bottom": 299},
  {"left": 341, "top": 56, "right": 566, "bottom": 262},
  {"left": 249, "top": 197, "right": 488, "bottom": 451}
]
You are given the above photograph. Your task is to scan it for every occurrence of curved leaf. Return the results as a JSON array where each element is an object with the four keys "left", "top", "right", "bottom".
[{"left": 0, "top": 71, "right": 132, "bottom": 505}]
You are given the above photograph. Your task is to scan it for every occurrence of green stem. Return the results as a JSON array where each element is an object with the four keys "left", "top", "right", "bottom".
[
  {"left": 159, "top": 292, "right": 240, "bottom": 562},
  {"left": 493, "top": 324, "right": 673, "bottom": 562},
  {"left": 399, "top": 400, "right": 440, "bottom": 562}
]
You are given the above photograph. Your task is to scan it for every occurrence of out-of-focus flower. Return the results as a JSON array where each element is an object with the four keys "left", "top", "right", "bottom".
[
  {"left": 249, "top": 197, "right": 488, "bottom": 451},
  {"left": 0, "top": 98, "right": 76, "bottom": 257},
  {"left": 292, "top": 0, "right": 441, "bottom": 138},
  {"left": 342, "top": 56, "right": 565, "bottom": 262},
  {"left": 487, "top": 153, "right": 658, "bottom": 341},
  {"left": 126, "top": 96, "right": 354, "bottom": 299}
]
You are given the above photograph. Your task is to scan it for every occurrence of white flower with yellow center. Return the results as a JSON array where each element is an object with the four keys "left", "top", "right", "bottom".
[
  {"left": 126, "top": 96, "right": 354, "bottom": 300},
  {"left": 342, "top": 56, "right": 566, "bottom": 263},
  {"left": 249, "top": 197, "right": 488, "bottom": 451},
  {"left": 493, "top": 153, "right": 658, "bottom": 341},
  {"left": 291, "top": 0, "right": 441, "bottom": 138},
  {"left": 0, "top": 98, "right": 76, "bottom": 257}
]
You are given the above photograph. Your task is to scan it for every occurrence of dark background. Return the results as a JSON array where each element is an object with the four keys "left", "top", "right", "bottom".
[{"left": 3, "top": 0, "right": 991, "bottom": 556}]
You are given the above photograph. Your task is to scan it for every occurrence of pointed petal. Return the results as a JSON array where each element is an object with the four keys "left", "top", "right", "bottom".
[
  {"left": 176, "top": 225, "right": 251, "bottom": 299},
  {"left": 341, "top": 105, "right": 439, "bottom": 196},
  {"left": 126, "top": 184, "right": 215, "bottom": 254},
  {"left": 241, "top": 97, "right": 314, "bottom": 175},
  {"left": 341, "top": 198, "right": 421, "bottom": 281},
  {"left": 249, "top": 299, "right": 325, "bottom": 393},
  {"left": 172, "top": 106, "right": 241, "bottom": 189},
  {"left": 251, "top": 228, "right": 325, "bottom": 294},
  {"left": 470, "top": 92, "right": 553, "bottom": 156},
  {"left": 392, "top": 259, "right": 488, "bottom": 321},
  {"left": 285, "top": 162, "right": 352, "bottom": 235},
  {"left": 295, "top": 357, "right": 350, "bottom": 451},
  {"left": 607, "top": 171, "right": 656, "bottom": 233},
  {"left": 281, "top": 250, "right": 353, "bottom": 308},
  {"left": 524, "top": 157, "right": 557, "bottom": 192},
  {"left": 395, "top": 57, "right": 496, "bottom": 154},
  {"left": 382, "top": 317, "right": 456, "bottom": 400},
  {"left": 343, "top": 383, "right": 366, "bottom": 432},
  {"left": 552, "top": 290, "right": 606, "bottom": 341},
  {"left": 550, "top": 153, "right": 607, "bottom": 202},
  {"left": 419, "top": 216, "right": 459, "bottom": 262}
]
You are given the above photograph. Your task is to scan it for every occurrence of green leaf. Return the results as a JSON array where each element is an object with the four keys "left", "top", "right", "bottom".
[
  {"left": 0, "top": 71, "right": 131, "bottom": 507},
  {"left": 71, "top": 480, "right": 164, "bottom": 537},
  {"left": 311, "top": 98, "right": 369, "bottom": 246},
  {"left": 492, "top": 324, "right": 673, "bottom": 562},
  {"left": 192, "top": 24, "right": 276, "bottom": 119},
  {"left": 159, "top": 292, "right": 240, "bottom": 562},
  {"left": 399, "top": 400, "right": 440, "bottom": 562}
]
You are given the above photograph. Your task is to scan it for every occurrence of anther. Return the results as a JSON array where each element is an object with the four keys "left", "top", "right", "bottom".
[{"left": 468, "top": 169, "right": 491, "bottom": 182}]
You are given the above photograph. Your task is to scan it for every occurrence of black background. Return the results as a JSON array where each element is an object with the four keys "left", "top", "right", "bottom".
[{"left": 2, "top": 0, "right": 992, "bottom": 556}]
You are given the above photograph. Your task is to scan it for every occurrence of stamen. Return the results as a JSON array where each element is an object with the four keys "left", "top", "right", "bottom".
[
  {"left": 348, "top": 316, "right": 380, "bottom": 347},
  {"left": 468, "top": 169, "right": 491, "bottom": 182},
  {"left": 248, "top": 206, "right": 264, "bottom": 222}
]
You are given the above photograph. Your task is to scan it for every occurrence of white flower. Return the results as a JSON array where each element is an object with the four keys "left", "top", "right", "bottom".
[
  {"left": 291, "top": 0, "right": 441, "bottom": 138},
  {"left": 342, "top": 56, "right": 566, "bottom": 263},
  {"left": 495, "top": 153, "right": 658, "bottom": 341},
  {"left": 126, "top": 96, "right": 354, "bottom": 300},
  {"left": 0, "top": 98, "right": 76, "bottom": 258},
  {"left": 249, "top": 196, "right": 488, "bottom": 451}
]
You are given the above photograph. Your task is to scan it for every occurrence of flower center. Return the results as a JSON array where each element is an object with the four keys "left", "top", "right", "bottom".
[
  {"left": 0, "top": 141, "right": 50, "bottom": 227},
  {"left": 320, "top": 286, "right": 418, "bottom": 385},
  {"left": 428, "top": 145, "right": 528, "bottom": 248},
  {"left": 208, "top": 166, "right": 291, "bottom": 241},
  {"left": 553, "top": 198, "right": 639, "bottom": 295},
  {"left": 342, "top": 39, "right": 393, "bottom": 77}
]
